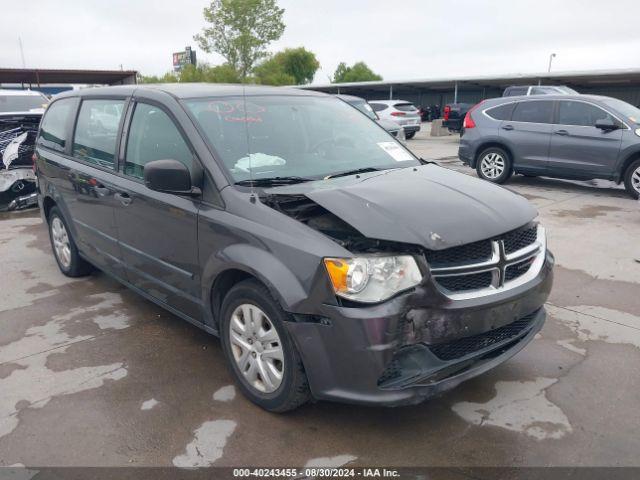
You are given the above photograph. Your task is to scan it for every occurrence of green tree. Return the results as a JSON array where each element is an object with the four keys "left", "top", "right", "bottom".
[
  {"left": 273, "top": 47, "right": 319, "bottom": 84},
  {"left": 332, "top": 61, "right": 382, "bottom": 83},
  {"left": 252, "top": 57, "right": 295, "bottom": 86},
  {"left": 138, "top": 71, "right": 178, "bottom": 84},
  {"left": 194, "top": 0, "right": 286, "bottom": 80}
]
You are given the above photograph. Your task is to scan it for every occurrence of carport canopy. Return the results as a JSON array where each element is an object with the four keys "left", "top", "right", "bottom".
[{"left": 0, "top": 68, "right": 137, "bottom": 86}]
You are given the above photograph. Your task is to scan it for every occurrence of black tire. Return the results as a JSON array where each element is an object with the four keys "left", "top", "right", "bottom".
[
  {"left": 219, "top": 279, "right": 310, "bottom": 412},
  {"left": 623, "top": 158, "right": 640, "bottom": 199},
  {"left": 405, "top": 131, "right": 416, "bottom": 140},
  {"left": 476, "top": 146, "right": 513, "bottom": 184},
  {"left": 47, "top": 206, "right": 93, "bottom": 277}
]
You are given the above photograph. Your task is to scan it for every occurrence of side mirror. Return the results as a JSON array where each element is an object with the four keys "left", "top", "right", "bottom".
[
  {"left": 143, "top": 159, "right": 200, "bottom": 196},
  {"left": 595, "top": 119, "right": 620, "bottom": 132}
]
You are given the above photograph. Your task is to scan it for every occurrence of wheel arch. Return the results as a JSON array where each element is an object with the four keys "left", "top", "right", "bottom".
[
  {"left": 202, "top": 244, "right": 310, "bottom": 330},
  {"left": 41, "top": 196, "right": 57, "bottom": 222},
  {"left": 473, "top": 141, "right": 514, "bottom": 169},
  {"left": 617, "top": 150, "right": 640, "bottom": 184}
]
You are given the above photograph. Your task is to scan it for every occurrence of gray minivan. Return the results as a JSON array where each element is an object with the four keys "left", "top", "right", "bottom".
[
  {"left": 459, "top": 94, "right": 640, "bottom": 198},
  {"left": 36, "top": 84, "right": 553, "bottom": 411}
]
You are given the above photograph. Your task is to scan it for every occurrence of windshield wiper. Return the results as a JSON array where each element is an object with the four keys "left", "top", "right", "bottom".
[
  {"left": 323, "top": 167, "right": 381, "bottom": 179},
  {"left": 234, "top": 176, "right": 313, "bottom": 187}
]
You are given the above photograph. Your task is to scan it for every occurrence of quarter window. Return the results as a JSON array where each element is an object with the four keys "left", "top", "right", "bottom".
[
  {"left": 72, "top": 99, "right": 125, "bottom": 169},
  {"left": 124, "top": 103, "right": 192, "bottom": 179},
  {"left": 557, "top": 101, "right": 615, "bottom": 127},
  {"left": 38, "top": 98, "right": 75, "bottom": 153},
  {"left": 485, "top": 103, "right": 514, "bottom": 121},
  {"left": 511, "top": 101, "right": 554, "bottom": 124}
]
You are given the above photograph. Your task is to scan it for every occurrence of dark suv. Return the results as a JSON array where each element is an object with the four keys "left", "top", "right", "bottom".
[
  {"left": 459, "top": 94, "right": 640, "bottom": 198},
  {"left": 36, "top": 85, "right": 553, "bottom": 411}
]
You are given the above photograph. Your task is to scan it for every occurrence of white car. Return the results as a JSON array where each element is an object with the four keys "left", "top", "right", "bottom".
[{"left": 369, "top": 99, "right": 421, "bottom": 139}]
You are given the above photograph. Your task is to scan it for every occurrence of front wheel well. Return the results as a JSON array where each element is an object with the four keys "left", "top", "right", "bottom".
[
  {"left": 210, "top": 269, "right": 254, "bottom": 322},
  {"left": 473, "top": 142, "right": 513, "bottom": 169}
]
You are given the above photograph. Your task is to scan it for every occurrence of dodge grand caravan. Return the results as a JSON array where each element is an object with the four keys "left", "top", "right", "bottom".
[{"left": 36, "top": 85, "right": 554, "bottom": 411}]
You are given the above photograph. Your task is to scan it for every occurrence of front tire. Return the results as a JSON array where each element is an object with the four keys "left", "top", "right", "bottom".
[
  {"left": 405, "top": 131, "right": 416, "bottom": 139},
  {"left": 47, "top": 206, "right": 93, "bottom": 277},
  {"left": 623, "top": 158, "right": 640, "bottom": 199},
  {"left": 220, "top": 279, "right": 310, "bottom": 412},
  {"left": 476, "top": 147, "right": 513, "bottom": 184}
]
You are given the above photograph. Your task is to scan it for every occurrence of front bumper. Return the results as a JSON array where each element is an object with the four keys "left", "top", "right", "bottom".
[{"left": 285, "top": 252, "right": 553, "bottom": 406}]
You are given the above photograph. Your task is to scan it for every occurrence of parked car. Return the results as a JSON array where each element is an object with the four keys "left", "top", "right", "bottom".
[
  {"left": 36, "top": 84, "right": 553, "bottom": 411},
  {"left": 369, "top": 100, "right": 421, "bottom": 139},
  {"left": 0, "top": 89, "right": 48, "bottom": 210},
  {"left": 458, "top": 94, "right": 640, "bottom": 198},
  {"left": 336, "top": 94, "right": 405, "bottom": 140},
  {"left": 503, "top": 85, "right": 578, "bottom": 97},
  {"left": 442, "top": 103, "right": 473, "bottom": 133}
]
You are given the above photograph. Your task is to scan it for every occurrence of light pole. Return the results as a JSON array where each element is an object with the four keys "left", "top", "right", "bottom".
[{"left": 548, "top": 53, "right": 556, "bottom": 73}]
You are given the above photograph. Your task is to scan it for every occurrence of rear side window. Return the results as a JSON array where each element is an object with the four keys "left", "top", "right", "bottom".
[
  {"left": 485, "top": 103, "right": 514, "bottom": 121},
  {"left": 393, "top": 103, "right": 417, "bottom": 112},
  {"left": 72, "top": 99, "right": 125, "bottom": 169},
  {"left": 38, "top": 98, "right": 75, "bottom": 152},
  {"left": 512, "top": 101, "right": 554, "bottom": 124},
  {"left": 124, "top": 103, "right": 192, "bottom": 180},
  {"left": 557, "top": 101, "right": 615, "bottom": 127},
  {"left": 370, "top": 103, "right": 387, "bottom": 112}
]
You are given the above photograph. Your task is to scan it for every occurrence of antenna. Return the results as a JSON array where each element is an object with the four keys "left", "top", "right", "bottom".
[
  {"left": 18, "top": 37, "right": 26, "bottom": 68},
  {"left": 241, "top": 85, "right": 256, "bottom": 203}
]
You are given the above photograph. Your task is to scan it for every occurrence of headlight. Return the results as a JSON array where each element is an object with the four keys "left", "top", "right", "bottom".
[
  {"left": 324, "top": 255, "right": 423, "bottom": 303},
  {"left": 635, "top": 127, "right": 640, "bottom": 137}
]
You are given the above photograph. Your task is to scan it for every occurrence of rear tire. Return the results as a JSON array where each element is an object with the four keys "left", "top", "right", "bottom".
[
  {"left": 623, "top": 158, "right": 640, "bottom": 199},
  {"left": 405, "top": 131, "right": 416, "bottom": 139},
  {"left": 220, "top": 279, "right": 310, "bottom": 412},
  {"left": 47, "top": 206, "right": 93, "bottom": 277},
  {"left": 476, "top": 147, "right": 513, "bottom": 184}
]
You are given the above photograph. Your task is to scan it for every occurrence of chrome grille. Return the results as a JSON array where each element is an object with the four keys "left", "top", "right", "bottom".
[
  {"left": 425, "top": 240, "right": 492, "bottom": 268},
  {"left": 503, "top": 225, "right": 538, "bottom": 255},
  {"left": 428, "top": 224, "right": 546, "bottom": 300},
  {"left": 436, "top": 271, "right": 493, "bottom": 292}
]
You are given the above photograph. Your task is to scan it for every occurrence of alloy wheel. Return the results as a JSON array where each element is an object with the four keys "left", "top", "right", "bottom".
[
  {"left": 632, "top": 165, "right": 640, "bottom": 194},
  {"left": 51, "top": 217, "right": 72, "bottom": 269},
  {"left": 228, "top": 304, "right": 284, "bottom": 393},
  {"left": 480, "top": 153, "right": 506, "bottom": 179}
]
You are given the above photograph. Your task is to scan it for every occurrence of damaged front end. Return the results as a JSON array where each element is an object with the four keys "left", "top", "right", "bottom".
[
  {"left": 0, "top": 114, "right": 40, "bottom": 211},
  {"left": 261, "top": 188, "right": 553, "bottom": 405}
]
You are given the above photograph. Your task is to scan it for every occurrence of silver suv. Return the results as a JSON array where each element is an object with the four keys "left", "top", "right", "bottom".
[{"left": 458, "top": 94, "right": 640, "bottom": 198}]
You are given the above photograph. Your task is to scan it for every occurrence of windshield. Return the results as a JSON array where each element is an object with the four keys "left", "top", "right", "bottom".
[
  {"left": 0, "top": 94, "right": 47, "bottom": 113},
  {"left": 186, "top": 95, "right": 419, "bottom": 183},
  {"left": 600, "top": 98, "right": 640, "bottom": 125},
  {"left": 346, "top": 99, "right": 378, "bottom": 120}
]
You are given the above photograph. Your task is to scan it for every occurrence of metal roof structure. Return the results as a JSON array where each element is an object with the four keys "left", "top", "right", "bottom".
[
  {"left": 0, "top": 68, "right": 137, "bottom": 86},
  {"left": 296, "top": 68, "right": 640, "bottom": 106}
]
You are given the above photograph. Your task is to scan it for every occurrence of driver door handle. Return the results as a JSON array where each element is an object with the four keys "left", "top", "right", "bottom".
[
  {"left": 554, "top": 129, "right": 569, "bottom": 136},
  {"left": 501, "top": 124, "right": 514, "bottom": 131},
  {"left": 114, "top": 191, "right": 132, "bottom": 206}
]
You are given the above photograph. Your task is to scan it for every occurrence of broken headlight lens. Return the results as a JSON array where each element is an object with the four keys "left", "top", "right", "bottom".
[{"left": 323, "top": 256, "right": 422, "bottom": 303}]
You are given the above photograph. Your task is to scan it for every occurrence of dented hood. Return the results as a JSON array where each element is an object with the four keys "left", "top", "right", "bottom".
[{"left": 266, "top": 165, "right": 537, "bottom": 250}]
